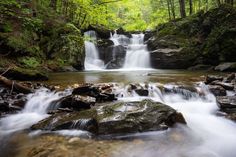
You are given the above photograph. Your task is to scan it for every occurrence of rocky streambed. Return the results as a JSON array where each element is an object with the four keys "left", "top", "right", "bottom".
[{"left": 0, "top": 72, "right": 236, "bottom": 157}]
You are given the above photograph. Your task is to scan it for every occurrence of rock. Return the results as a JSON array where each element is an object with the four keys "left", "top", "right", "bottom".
[
  {"left": 216, "top": 96, "right": 236, "bottom": 109},
  {"left": 210, "top": 81, "right": 234, "bottom": 90},
  {"left": 72, "top": 85, "right": 99, "bottom": 96},
  {"left": 225, "top": 73, "right": 235, "bottom": 83},
  {"left": 188, "top": 64, "right": 214, "bottom": 70},
  {"left": 205, "top": 75, "right": 223, "bottom": 84},
  {"left": 86, "top": 25, "right": 111, "bottom": 39},
  {"left": 215, "top": 62, "right": 236, "bottom": 72},
  {"left": 144, "top": 30, "right": 155, "bottom": 42},
  {"left": 0, "top": 101, "right": 9, "bottom": 112},
  {"left": 2, "top": 67, "right": 48, "bottom": 81},
  {"left": 72, "top": 85, "right": 117, "bottom": 102},
  {"left": 208, "top": 85, "right": 226, "bottom": 96},
  {"left": 149, "top": 48, "right": 196, "bottom": 69},
  {"left": 53, "top": 118, "right": 98, "bottom": 134},
  {"left": 49, "top": 95, "right": 95, "bottom": 111},
  {"left": 32, "top": 99, "right": 186, "bottom": 135},
  {"left": 134, "top": 89, "right": 149, "bottom": 96},
  {"left": 116, "top": 28, "right": 132, "bottom": 38},
  {"left": 163, "top": 85, "right": 200, "bottom": 99},
  {"left": 226, "top": 113, "right": 236, "bottom": 121}
]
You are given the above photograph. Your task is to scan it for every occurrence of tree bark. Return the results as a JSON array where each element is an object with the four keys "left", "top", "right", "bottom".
[
  {"left": 189, "top": 0, "right": 193, "bottom": 15},
  {"left": 170, "top": 0, "right": 176, "bottom": 20},
  {"left": 0, "top": 76, "right": 32, "bottom": 94},
  {"left": 179, "top": 0, "right": 186, "bottom": 18},
  {"left": 167, "top": 0, "right": 172, "bottom": 20}
]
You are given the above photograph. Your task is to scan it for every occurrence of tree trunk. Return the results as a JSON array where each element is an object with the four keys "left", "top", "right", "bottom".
[
  {"left": 0, "top": 76, "right": 32, "bottom": 94},
  {"left": 167, "top": 0, "right": 172, "bottom": 20},
  {"left": 189, "top": 0, "right": 193, "bottom": 15},
  {"left": 50, "top": 0, "right": 57, "bottom": 11},
  {"left": 170, "top": 0, "right": 176, "bottom": 20},
  {"left": 179, "top": 0, "right": 186, "bottom": 18}
]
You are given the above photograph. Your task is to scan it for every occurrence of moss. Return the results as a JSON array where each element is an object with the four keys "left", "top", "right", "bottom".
[
  {"left": 5, "top": 67, "right": 48, "bottom": 81},
  {"left": 17, "top": 57, "right": 41, "bottom": 69}
]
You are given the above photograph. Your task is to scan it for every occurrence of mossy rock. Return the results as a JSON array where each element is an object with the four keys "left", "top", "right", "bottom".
[
  {"left": 3, "top": 67, "right": 48, "bottom": 81},
  {"left": 31, "top": 99, "right": 186, "bottom": 135}
]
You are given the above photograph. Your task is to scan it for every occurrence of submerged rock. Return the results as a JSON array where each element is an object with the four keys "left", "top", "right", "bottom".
[{"left": 31, "top": 99, "right": 186, "bottom": 135}]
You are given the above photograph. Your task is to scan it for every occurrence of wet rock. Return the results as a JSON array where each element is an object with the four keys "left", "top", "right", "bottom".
[
  {"left": 205, "top": 75, "right": 223, "bottom": 84},
  {"left": 208, "top": 85, "right": 226, "bottom": 96},
  {"left": 32, "top": 99, "right": 186, "bottom": 135},
  {"left": 54, "top": 118, "right": 98, "bottom": 134},
  {"left": 163, "top": 85, "right": 199, "bottom": 99},
  {"left": 214, "top": 62, "right": 236, "bottom": 72},
  {"left": 86, "top": 25, "right": 111, "bottom": 39},
  {"left": 225, "top": 73, "right": 235, "bottom": 83},
  {"left": 72, "top": 85, "right": 117, "bottom": 102},
  {"left": 210, "top": 81, "right": 234, "bottom": 90},
  {"left": 52, "top": 95, "right": 95, "bottom": 111},
  {"left": 0, "top": 101, "right": 9, "bottom": 112},
  {"left": 72, "top": 85, "right": 99, "bottom": 96},
  {"left": 116, "top": 28, "right": 132, "bottom": 38},
  {"left": 134, "top": 89, "right": 149, "bottom": 96},
  {"left": 216, "top": 96, "right": 236, "bottom": 109}
]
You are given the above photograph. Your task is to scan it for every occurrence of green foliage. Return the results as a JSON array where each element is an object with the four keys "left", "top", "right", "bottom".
[{"left": 18, "top": 57, "right": 40, "bottom": 68}]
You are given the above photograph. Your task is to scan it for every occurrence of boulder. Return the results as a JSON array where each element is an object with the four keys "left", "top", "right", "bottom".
[
  {"left": 116, "top": 28, "right": 132, "bottom": 38},
  {"left": 31, "top": 99, "right": 186, "bottom": 135},
  {"left": 49, "top": 95, "right": 96, "bottom": 111},
  {"left": 134, "top": 89, "right": 149, "bottom": 96},
  {"left": 216, "top": 96, "right": 236, "bottom": 109},
  {"left": 205, "top": 75, "right": 223, "bottom": 84},
  {"left": 149, "top": 48, "right": 195, "bottom": 69},
  {"left": 208, "top": 85, "right": 226, "bottom": 96},
  {"left": 86, "top": 25, "right": 111, "bottom": 39},
  {"left": 225, "top": 73, "right": 235, "bottom": 83},
  {"left": 210, "top": 81, "right": 234, "bottom": 90},
  {"left": 72, "top": 85, "right": 117, "bottom": 102},
  {"left": 215, "top": 62, "right": 236, "bottom": 72}
]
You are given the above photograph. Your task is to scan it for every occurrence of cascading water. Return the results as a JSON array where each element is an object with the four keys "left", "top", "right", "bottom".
[
  {"left": 0, "top": 81, "right": 236, "bottom": 157},
  {"left": 123, "top": 34, "right": 151, "bottom": 69},
  {"left": 0, "top": 88, "right": 68, "bottom": 134},
  {"left": 112, "top": 83, "right": 236, "bottom": 157},
  {"left": 84, "top": 31, "right": 104, "bottom": 70}
]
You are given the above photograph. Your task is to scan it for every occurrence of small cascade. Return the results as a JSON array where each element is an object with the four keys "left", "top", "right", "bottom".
[
  {"left": 84, "top": 31, "right": 104, "bottom": 70},
  {"left": 0, "top": 88, "right": 67, "bottom": 134},
  {"left": 110, "top": 31, "right": 130, "bottom": 46},
  {"left": 123, "top": 34, "right": 150, "bottom": 69}
]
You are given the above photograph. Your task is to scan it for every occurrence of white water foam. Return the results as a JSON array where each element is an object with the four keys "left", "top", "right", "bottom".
[{"left": 0, "top": 88, "right": 67, "bottom": 135}]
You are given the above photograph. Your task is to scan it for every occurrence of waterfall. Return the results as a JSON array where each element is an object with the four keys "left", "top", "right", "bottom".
[
  {"left": 123, "top": 34, "right": 150, "bottom": 69},
  {"left": 84, "top": 31, "right": 104, "bottom": 70}
]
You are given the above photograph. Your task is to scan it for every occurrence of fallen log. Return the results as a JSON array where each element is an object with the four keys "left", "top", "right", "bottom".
[{"left": 0, "top": 76, "right": 32, "bottom": 94}]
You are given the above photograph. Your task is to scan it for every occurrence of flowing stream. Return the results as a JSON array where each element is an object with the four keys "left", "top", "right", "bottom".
[{"left": 0, "top": 79, "right": 236, "bottom": 157}]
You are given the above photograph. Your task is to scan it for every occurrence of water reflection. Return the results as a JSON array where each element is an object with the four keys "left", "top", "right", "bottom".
[{"left": 44, "top": 69, "right": 221, "bottom": 87}]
